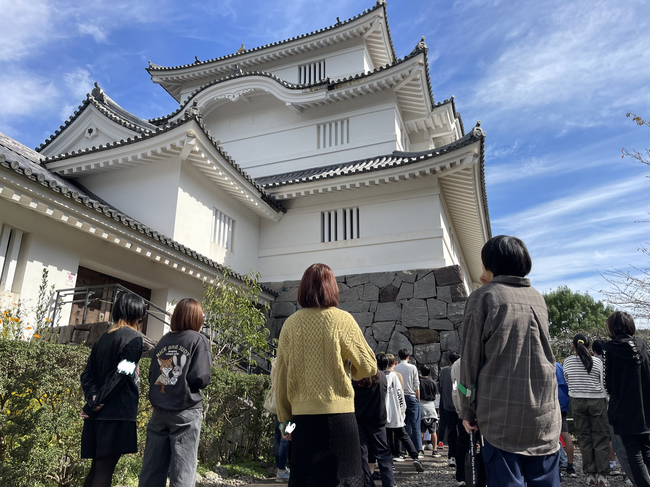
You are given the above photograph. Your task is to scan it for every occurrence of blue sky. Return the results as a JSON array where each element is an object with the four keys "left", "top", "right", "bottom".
[{"left": 1, "top": 0, "right": 649, "bottom": 307}]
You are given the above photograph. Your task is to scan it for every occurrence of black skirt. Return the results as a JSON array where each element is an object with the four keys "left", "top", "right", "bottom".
[
  {"left": 80, "top": 419, "right": 138, "bottom": 459},
  {"left": 288, "top": 412, "right": 365, "bottom": 487}
]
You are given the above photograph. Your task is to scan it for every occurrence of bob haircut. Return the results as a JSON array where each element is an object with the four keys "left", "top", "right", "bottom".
[
  {"left": 606, "top": 311, "right": 636, "bottom": 338},
  {"left": 377, "top": 353, "right": 389, "bottom": 371},
  {"left": 481, "top": 235, "right": 532, "bottom": 278},
  {"left": 297, "top": 263, "right": 339, "bottom": 308},
  {"left": 112, "top": 292, "right": 146, "bottom": 326},
  {"left": 171, "top": 298, "right": 204, "bottom": 332}
]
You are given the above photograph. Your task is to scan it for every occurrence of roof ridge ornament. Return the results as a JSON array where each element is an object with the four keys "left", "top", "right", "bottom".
[
  {"left": 376, "top": 0, "right": 386, "bottom": 5},
  {"left": 184, "top": 100, "right": 203, "bottom": 121},
  {"left": 416, "top": 36, "right": 427, "bottom": 52},
  {"left": 472, "top": 120, "right": 485, "bottom": 138},
  {"left": 236, "top": 42, "right": 246, "bottom": 54},
  {"left": 91, "top": 82, "right": 106, "bottom": 103},
  {"left": 232, "top": 64, "right": 243, "bottom": 76}
]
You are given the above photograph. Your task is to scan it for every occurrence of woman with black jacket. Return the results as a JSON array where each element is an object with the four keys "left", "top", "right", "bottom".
[
  {"left": 80, "top": 292, "right": 146, "bottom": 487},
  {"left": 603, "top": 311, "right": 650, "bottom": 487}
]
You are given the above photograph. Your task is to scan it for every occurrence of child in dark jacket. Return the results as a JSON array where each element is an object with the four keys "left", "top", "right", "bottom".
[{"left": 139, "top": 298, "right": 212, "bottom": 487}]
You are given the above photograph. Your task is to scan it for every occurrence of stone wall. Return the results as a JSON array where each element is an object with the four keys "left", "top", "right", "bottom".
[
  {"left": 54, "top": 321, "right": 156, "bottom": 357},
  {"left": 264, "top": 265, "right": 468, "bottom": 378}
]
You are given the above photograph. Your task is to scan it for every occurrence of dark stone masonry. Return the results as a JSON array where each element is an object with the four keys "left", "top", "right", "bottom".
[{"left": 264, "top": 265, "right": 468, "bottom": 378}]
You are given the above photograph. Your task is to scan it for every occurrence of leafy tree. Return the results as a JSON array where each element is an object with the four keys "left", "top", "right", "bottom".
[
  {"left": 202, "top": 267, "right": 270, "bottom": 370},
  {"left": 601, "top": 112, "right": 650, "bottom": 321},
  {"left": 544, "top": 286, "right": 615, "bottom": 337}
]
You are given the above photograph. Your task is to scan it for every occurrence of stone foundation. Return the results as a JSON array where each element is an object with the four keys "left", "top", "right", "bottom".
[
  {"left": 264, "top": 265, "right": 467, "bottom": 378},
  {"left": 54, "top": 321, "right": 156, "bottom": 357}
]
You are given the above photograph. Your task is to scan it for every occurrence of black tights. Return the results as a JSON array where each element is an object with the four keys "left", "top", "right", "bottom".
[{"left": 84, "top": 453, "right": 121, "bottom": 487}]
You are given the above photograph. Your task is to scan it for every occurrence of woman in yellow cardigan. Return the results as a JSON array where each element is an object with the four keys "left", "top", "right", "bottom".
[{"left": 274, "top": 263, "right": 377, "bottom": 487}]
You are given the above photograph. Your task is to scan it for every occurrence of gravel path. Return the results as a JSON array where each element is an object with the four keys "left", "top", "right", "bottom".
[{"left": 243, "top": 449, "right": 630, "bottom": 487}]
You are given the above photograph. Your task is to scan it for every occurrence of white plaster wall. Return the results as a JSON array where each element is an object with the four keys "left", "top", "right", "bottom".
[
  {"left": 148, "top": 285, "right": 203, "bottom": 341},
  {"left": 78, "top": 157, "right": 181, "bottom": 237},
  {"left": 259, "top": 177, "right": 452, "bottom": 281},
  {"left": 174, "top": 161, "right": 261, "bottom": 275}
]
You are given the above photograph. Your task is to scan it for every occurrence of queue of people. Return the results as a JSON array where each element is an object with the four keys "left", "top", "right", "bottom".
[{"left": 79, "top": 235, "right": 650, "bottom": 487}]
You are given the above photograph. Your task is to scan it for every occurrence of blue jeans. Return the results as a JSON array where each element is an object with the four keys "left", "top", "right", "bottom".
[
  {"left": 482, "top": 438, "right": 561, "bottom": 487},
  {"left": 404, "top": 395, "right": 422, "bottom": 451},
  {"left": 274, "top": 417, "right": 290, "bottom": 470},
  {"left": 139, "top": 407, "right": 203, "bottom": 487}
]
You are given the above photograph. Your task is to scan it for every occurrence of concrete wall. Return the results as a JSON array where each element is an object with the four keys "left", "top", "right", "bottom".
[{"left": 264, "top": 265, "right": 468, "bottom": 378}]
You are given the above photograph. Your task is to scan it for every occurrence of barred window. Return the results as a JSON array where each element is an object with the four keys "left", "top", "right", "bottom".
[
  {"left": 321, "top": 207, "right": 360, "bottom": 243},
  {"left": 211, "top": 209, "right": 234, "bottom": 251},
  {"left": 298, "top": 59, "right": 326, "bottom": 84},
  {"left": 317, "top": 119, "right": 350, "bottom": 149}
]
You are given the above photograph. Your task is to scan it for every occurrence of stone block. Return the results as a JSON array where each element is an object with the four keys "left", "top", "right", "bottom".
[
  {"left": 436, "top": 286, "right": 452, "bottom": 303},
  {"left": 416, "top": 269, "right": 433, "bottom": 280},
  {"left": 392, "top": 276, "right": 402, "bottom": 288},
  {"left": 397, "top": 270, "right": 417, "bottom": 283},
  {"left": 339, "top": 288, "right": 360, "bottom": 302},
  {"left": 387, "top": 331, "right": 412, "bottom": 356},
  {"left": 402, "top": 299, "right": 428, "bottom": 328},
  {"left": 376, "top": 341, "right": 389, "bottom": 354},
  {"left": 339, "top": 300, "right": 370, "bottom": 313},
  {"left": 261, "top": 281, "right": 283, "bottom": 293},
  {"left": 72, "top": 329, "right": 90, "bottom": 344},
  {"left": 267, "top": 318, "right": 286, "bottom": 339},
  {"left": 375, "top": 302, "right": 401, "bottom": 322},
  {"left": 336, "top": 275, "right": 346, "bottom": 282},
  {"left": 369, "top": 272, "right": 395, "bottom": 289},
  {"left": 75, "top": 322, "right": 92, "bottom": 331},
  {"left": 363, "top": 283, "right": 379, "bottom": 301},
  {"left": 447, "top": 302, "right": 466, "bottom": 323},
  {"left": 414, "top": 342, "right": 441, "bottom": 364},
  {"left": 429, "top": 319, "right": 454, "bottom": 331},
  {"left": 426, "top": 364, "right": 440, "bottom": 380},
  {"left": 372, "top": 321, "right": 395, "bottom": 342},
  {"left": 351, "top": 312, "right": 374, "bottom": 327},
  {"left": 57, "top": 325, "right": 75, "bottom": 344},
  {"left": 366, "top": 335, "right": 378, "bottom": 351},
  {"left": 414, "top": 273, "right": 437, "bottom": 299},
  {"left": 347, "top": 273, "right": 369, "bottom": 287},
  {"left": 86, "top": 322, "right": 111, "bottom": 348},
  {"left": 451, "top": 283, "right": 468, "bottom": 302},
  {"left": 337, "top": 281, "right": 350, "bottom": 292},
  {"left": 369, "top": 301, "right": 378, "bottom": 312},
  {"left": 283, "top": 280, "right": 301, "bottom": 288},
  {"left": 271, "top": 302, "right": 295, "bottom": 318},
  {"left": 277, "top": 287, "right": 298, "bottom": 302},
  {"left": 434, "top": 265, "right": 464, "bottom": 286},
  {"left": 440, "top": 330, "right": 461, "bottom": 352},
  {"left": 426, "top": 299, "right": 447, "bottom": 320},
  {"left": 364, "top": 327, "right": 373, "bottom": 340},
  {"left": 396, "top": 282, "right": 414, "bottom": 301},
  {"left": 395, "top": 324, "right": 408, "bottom": 333},
  {"left": 403, "top": 328, "right": 439, "bottom": 345},
  {"left": 379, "top": 285, "right": 399, "bottom": 303}
]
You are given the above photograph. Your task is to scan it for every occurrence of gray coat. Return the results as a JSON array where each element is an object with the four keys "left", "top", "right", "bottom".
[{"left": 458, "top": 275, "right": 561, "bottom": 456}]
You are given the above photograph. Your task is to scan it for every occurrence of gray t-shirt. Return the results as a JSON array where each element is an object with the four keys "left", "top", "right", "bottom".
[{"left": 393, "top": 361, "right": 419, "bottom": 396}]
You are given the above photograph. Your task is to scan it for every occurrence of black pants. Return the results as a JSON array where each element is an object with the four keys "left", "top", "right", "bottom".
[
  {"left": 83, "top": 454, "right": 121, "bottom": 487},
  {"left": 439, "top": 408, "right": 458, "bottom": 458},
  {"left": 386, "top": 426, "right": 419, "bottom": 460},
  {"left": 455, "top": 419, "right": 470, "bottom": 482},
  {"left": 620, "top": 434, "right": 650, "bottom": 487},
  {"left": 359, "top": 423, "right": 395, "bottom": 487}
]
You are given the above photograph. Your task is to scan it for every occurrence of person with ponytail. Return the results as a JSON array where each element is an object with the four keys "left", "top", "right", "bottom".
[
  {"left": 602, "top": 311, "right": 650, "bottom": 487},
  {"left": 563, "top": 334, "right": 611, "bottom": 486}
]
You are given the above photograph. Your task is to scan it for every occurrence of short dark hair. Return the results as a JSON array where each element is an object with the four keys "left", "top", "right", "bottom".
[
  {"left": 420, "top": 365, "right": 431, "bottom": 376},
  {"left": 481, "top": 235, "right": 532, "bottom": 278},
  {"left": 112, "top": 292, "right": 146, "bottom": 325},
  {"left": 592, "top": 339, "right": 604, "bottom": 356},
  {"left": 398, "top": 349, "right": 409, "bottom": 360},
  {"left": 377, "top": 353, "right": 389, "bottom": 371},
  {"left": 171, "top": 298, "right": 204, "bottom": 332},
  {"left": 297, "top": 263, "right": 339, "bottom": 308},
  {"left": 449, "top": 352, "right": 460, "bottom": 364},
  {"left": 606, "top": 311, "right": 635, "bottom": 338}
]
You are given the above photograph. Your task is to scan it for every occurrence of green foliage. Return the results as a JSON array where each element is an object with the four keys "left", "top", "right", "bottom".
[
  {"left": 222, "top": 461, "right": 269, "bottom": 478},
  {"left": 202, "top": 267, "right": 270, "bottom": 369},
  {"left": 0, "top": 302, "right": 25, "bottom": 340},
  {"left": 544, "top": 286, "right": 615, "bottom": 337}
]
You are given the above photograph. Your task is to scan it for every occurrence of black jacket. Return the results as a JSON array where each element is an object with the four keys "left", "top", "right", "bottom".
[
  {"left": 148, "top": 330, "right": 212, "bottom": 411},
  {"left": 420, "top": 375, "right": 438, "bottom": 402},
  {"left": 439, "top": 366, "right": 455, "bottom": 412},
  {"left": 80, "top": 326, "right": 143, "bottom": 420},
  {"left": 353, "top": 372, "right": 387, "bottom": 426},
  {"left": 603, "top": 335, "right": 650, "bottom": 435}
]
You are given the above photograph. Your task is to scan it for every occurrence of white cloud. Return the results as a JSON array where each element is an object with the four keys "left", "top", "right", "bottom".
[
  {"left": 64, "top": 68, "right": 94, "bottom": 100},
  {"left": 78, "top": 23, "right": 108, "bottom": 43},
  {"left": 0, "top": 71, "right": 58, "bottom": 117},
  {"left": 0, "top": 0, "right": 53, "bottom": 61}
]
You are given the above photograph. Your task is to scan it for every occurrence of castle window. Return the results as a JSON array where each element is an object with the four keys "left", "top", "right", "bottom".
[
  {"left": 211, "top": 208, "right": 234, "bottom": 251},
  {"left": 0, "top": 224, "right": 24, "bottom": 292},
  {"left": 298, "top": 60, "right": 326, "bottom": 84},
  {"left": 317, "top": 119, "right": 350, "bottom": 149},
  {"left": 321, "top": 207, "right": 360, "bottom": 243}
]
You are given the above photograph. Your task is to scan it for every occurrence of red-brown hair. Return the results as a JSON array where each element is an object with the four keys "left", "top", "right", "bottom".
[
  {"left": 297, "top": 263, "right": 339, "bottom": 308},
  {"left": 171, "top": 298, "right": 204, "bottom": 332}
]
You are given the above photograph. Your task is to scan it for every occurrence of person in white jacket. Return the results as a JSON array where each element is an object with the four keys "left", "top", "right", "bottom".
[{"left": 378, "top": 353, "right": 423, "bottom": 471}]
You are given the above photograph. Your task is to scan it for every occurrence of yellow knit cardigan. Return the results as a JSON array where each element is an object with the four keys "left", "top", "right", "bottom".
[{"left": 274, "top": 307, "right": 377, "bottom": 423}]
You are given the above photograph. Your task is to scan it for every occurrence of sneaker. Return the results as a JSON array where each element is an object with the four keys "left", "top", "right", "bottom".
[
  {"left": 418, "top": 451, "right": 425, "bottom": 459},
  {"left": 413, "top": 459, "right": 425, "bottom": 473},
  {"left": 393, "top": 456, "right": 406, "bottom": 462},
  {"left": 432, "top": 451, "right": 441, "bottom": 457},
  {"left": 588, "top": 474, "right": 596, "bottom": 486},
  {"left": 438, "top": 442, "right": 444, "bottom": 448},
  {"left": 597, "top": 475, "right": 609, "bottom": 487},
  {"left": 458, "top": 482, "right": 466, "bottom": 487},
  {"left": 448, "top": 458, "right": 457, "bottom": 467},
  {"left": 566, "top": 466, "right": 577, "bottom": 478},
  {"left": 609, "top": 469, "right": 621, "bottom": 476},
  {"left": 372, "top": 471, "right": 381, "bottom": 480},
  {"left": 276, "top": 468, "right": 290, "bottom": 482},
  {"left": 424, "top": 443, "right": 434, "bottom": 451}
]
